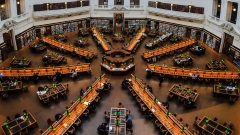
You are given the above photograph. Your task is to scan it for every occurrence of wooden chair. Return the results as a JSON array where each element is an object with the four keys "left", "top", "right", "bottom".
[
  {"left": 20, "top": 128, "right": 28, "bottom": 135},
  {"left": 43, "top": 98, "right": 49, "bottom": 104},
  {"left": 52, "top": 94, "right": 58, "bottom": 101},
  {"left": 67, "top": 126, "right": 75, "bottom": 134},
  {"left": 155, "top": 120, "right": 162, "bottom": 128},
  {"left": 82, "top": 109, "right": 89, "bottom": 117},
  {"left": 229, "top": 96, "right": 237, "bottom": 103},
  {"left": 73, "top": 118, "right": 81, "bottom": 127}
]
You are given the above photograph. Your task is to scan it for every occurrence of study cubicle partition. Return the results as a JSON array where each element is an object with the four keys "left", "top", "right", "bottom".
[
  {"left": 147, "top": 64, "right": 240, "bottom": 80},
  {"left": 142, "top": 39, "right": 195, "bottom": 60},
  {"left": 129, "top": 74, "right": 193, "bottom": 135},
  {"left": 41, "top": 36, "right": 97, "bottom": 59},
  {"left": 41, "top": 74, "right": 110, "bottom": 135},
  {"left": 0, "top": 64, "right": 91, "bottom": 78}
]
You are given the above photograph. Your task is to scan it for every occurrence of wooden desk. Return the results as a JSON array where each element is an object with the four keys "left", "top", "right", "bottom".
[
  {"left": 10, "top": 59, "right": 31, "bottom": 68},
  {"left": 129, "top": 74, "right": 193, "bottom": 135},
  {"left": 101, "top": 28, "right": 113, "bottom": 34},
  {"left": 108, "top": 108, "right": 126, "bottom": 135},
  {"left": 54, "top": 34, "right": 67, "bottom": 42},
  {"left": 112, "top": 34, "right": 125, "bottom": 42},
  {"left": 92, "top": 27, "right": 112, "bottom": 51},
  {"left": 189, "top": 46, "right": 206, "bottom": 55},
  {"left": 142, "top": 39, "right": 195, "bottom": 60},
  {"left": 169, "top": 84, "right": 199, "bottom": 102},
  {"left": 45, "top": 53, "right": 66, "bottom": 65},
  {"left": 197, "top": 116, "right": 233, "bottom": 135},
  {"left": 29, "top": 44, "right": 47, "bottom": 52},
  {"left": 213, "top": 84, "right": 239, "bottom": 98},
  {"left": 41, "top": 36, "right": 96, "bottom": 59},
  {"left": 173, "top": 55, "right": 194, "bottom": 67},
  {"left": 1, "top": 112, "right": 38, "bottom": 135},
  {"left": 126, "top": 27, "right": 146, "bottom": 51},
  {"left": 147, "top": 64, "right": 240, "bottom": 80},
  {"left": 0, "top": 81, "right": 23, "bottom": 92},
  {"left": 37, "top": 83, "right": 67, "bottom": 101},
  {"left": 78, "top": 28, "right": 89, "bottom": 36},
  {"left": 0, "top": 64, "right": 91, "bottom": 77},
  {"left": 206, "top": 60, "right": 227, "bottom": 70},
  {"left": 74, "top": 38, "right": 89, "bottom": 47},
  {"left": 148, "top": 30, "right": 157, "bottom": 37},
  {"left": 41, "top": 74, "right": 110, "bottom": 135}
]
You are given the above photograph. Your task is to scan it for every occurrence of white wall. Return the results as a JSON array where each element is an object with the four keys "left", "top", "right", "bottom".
[{"left": 0, "top": 0, "right": 240, "bottom": 51}]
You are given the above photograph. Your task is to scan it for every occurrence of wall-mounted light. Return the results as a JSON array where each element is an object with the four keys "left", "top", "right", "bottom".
[
  {"left": 189, "top": 5, "right": 191, "bottom": 9},
  {"left": 218, "top": 4, "right": 221, "bottom": 8},
  {"left": 47, "top": 3, "right": 49, "bottom": 6},
  {"left": 65, "top": 2, "right": 67, "bottom": 4},
  {"left": 80, "top": 0, "right": 82, "bottom": 2},
  {"left": 1, "top": 5, "right": 4, "bottom": 8},
  {"left": 171, "top": 4, "right": 173, "bottom": 6},
  {"left": 155, "top": 1, "right": 158, "bottom": 4},
  {"left": 233, "top": 7, "right": 236, "bottom": 12},
  {"left": 17, "top": 1, "right": 20, "bottom": 4}
]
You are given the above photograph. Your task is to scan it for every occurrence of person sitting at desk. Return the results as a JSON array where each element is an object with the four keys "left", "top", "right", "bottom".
[
  {"left": 192, "top": 74, "right": 197, "bottom": 80},
  {"left": 18, "top": 60, "right": 24, "bottom": 67},
  {"left": 59, "top": 46, "right": 64, "bottom": 51},
  {"left": 97, "top": 123, "right": 108, "bottom": 133},
  {"left": 0, "top": 72, "right": 3, "bottom": 82},
  {"left": 125, "top": 114, "right": 133, "bottom": 128},
  {"left": 118, "top": 102, "right": 124, "bottom": 108},
  {"left": 55, "top": 113, "right": 63, "bottom": 121},
  {"left": 93, "top": 33, "right": 97, "bottom": 37},
  {"left": 43, "top": 55, "right": 48, "bottom": 63},
  {"left": 33, "top": 73, "right": 39, "bottom": 84},
  {"left": 8, "top": 80, "right": 14, "bottom": 86},
  {"left": 121, "top": 78, "right": 130, "bottom": 88},
  {"left": 147, "top": 85, "right": 153, "bottom": 93},
  {"left": 72, "top": 48, "right": 77, "bottom": 56},
  {"left": 44, "top": 85, "right": 49, "bottom": 91},
  {"left": 15, "top": 113, "right": 21, "bottom": 119},
  {"left": 55, "top": 70, "right": 62, "bottom": 82},
  {"left": 71, "top": 69, "right": 77, "bottom": 79},
  {"left": 184, "top": 98, "right": 196, "bottom": 109},
  {"left": 38, "top": 87, "right": 44, "bottom": 92},
  {"left": 80, "top": 88, "right": 84, "bottom": 97},
  {"left": 142, "top": 32, "right": 147, "bottom": 37}
]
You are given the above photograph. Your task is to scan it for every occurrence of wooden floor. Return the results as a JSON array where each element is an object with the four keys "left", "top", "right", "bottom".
[{"left": 0, "top": 30, "right": 239, "bottom": 135}]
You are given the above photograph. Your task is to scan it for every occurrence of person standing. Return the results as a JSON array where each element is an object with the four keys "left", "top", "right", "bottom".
[{"left": 158, "top": 74, "right": 164, "bottom": 86}]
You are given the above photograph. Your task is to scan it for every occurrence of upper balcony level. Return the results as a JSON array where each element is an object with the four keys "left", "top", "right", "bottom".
[
  {"left": 147, "top": 1, "right": 205, "bottom": 21},
  {"left": 94, "top": 5, "right": 144, "bottom": 11},
  {"left": 32, "top": 0, "right": 91, "bottom": 18},
  {"left": 208, "top": 15, "right": 240, "bottom": 36}
]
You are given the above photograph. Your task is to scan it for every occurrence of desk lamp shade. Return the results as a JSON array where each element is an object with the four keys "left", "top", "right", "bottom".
[
  {"left": 49, "top": 125, "right": 56, "bottom": 131},
  {"left": 165, "top": 111, "right": 171, "bottom": 116},
  {"left": 153, "top": 98, "right": 158, "bottom": 102},
  {"left": 238, "top": 69, "right": 240, "bottom": 73},
  {"left": 9, "top": 67, "right": 12, "bottom": 70},
  {"left": 225, "top": 128, "right": 230, "bottom": 133},
  {"left": 4, "top": 122, "right": 8, "bottom": 129},
  {"left": 12, "top": 56, "right": 15, "bottom": 60},
  {"left": 38, "top": 66, "right": 40, "bottom": 70},
  {"left": 222, "top": 60, "right": 224, "bottom": 63},
  {"left": 24, "top": 113, "right": 29, "bottom": 119},
  {"left": 180, "top": 126, "right": 187, "bottom": 132},
  {"left": 24, "top": 57, "right": 27, "bottom": 61},
  {"left": 44, "top": 86, "right": 49, "bottom": 91},
  {"left": 210, "top": 60, "right": 213, "bottom": 64},
  {"left": 98, "top": 76, "right": 101, "bottom": 80},
  {"left": 78, "top": 97, "right": 84, "bottom": 102},
  {"left": 206, "top": 117, "right": 210, "bottom": 123},
  {"left": 187, "top": 88, "right": 191, "bottom": 92},
  {"left": 65, "top": 110, "right": 70, "bottom": 115},
  {"left": 23, "top": 67, "right": 26, "bottom": 70},
  {"left": 135, "top": 77, "right": 138, "bottom": 80},
  {"left": 89, "top": 86, "right": 94, "bottom": 90}
]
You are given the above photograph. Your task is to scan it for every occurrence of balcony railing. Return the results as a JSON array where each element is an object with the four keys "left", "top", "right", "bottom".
[
  {"left": 147, "top": 7, "right": 205, "bottom": 21},
  {"left": 32, "top": 6, "right": 91, "bottom": 18},
  {"left": 208, "top": 15, "right": 240, "bottom": 36},
  {"left": 94, "top": 5, "right": 144, "bottom": 11}
]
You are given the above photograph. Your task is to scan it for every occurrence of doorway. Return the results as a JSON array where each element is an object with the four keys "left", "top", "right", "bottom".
[
  {"left": 114, "top": 13, "right": 124, "bottom": 27},
  {"left": 2, "top": 30, "right": 14, "bottom": 53},
  {"left": 222, "top": 33, "right": 233, "bottom": 56}
]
